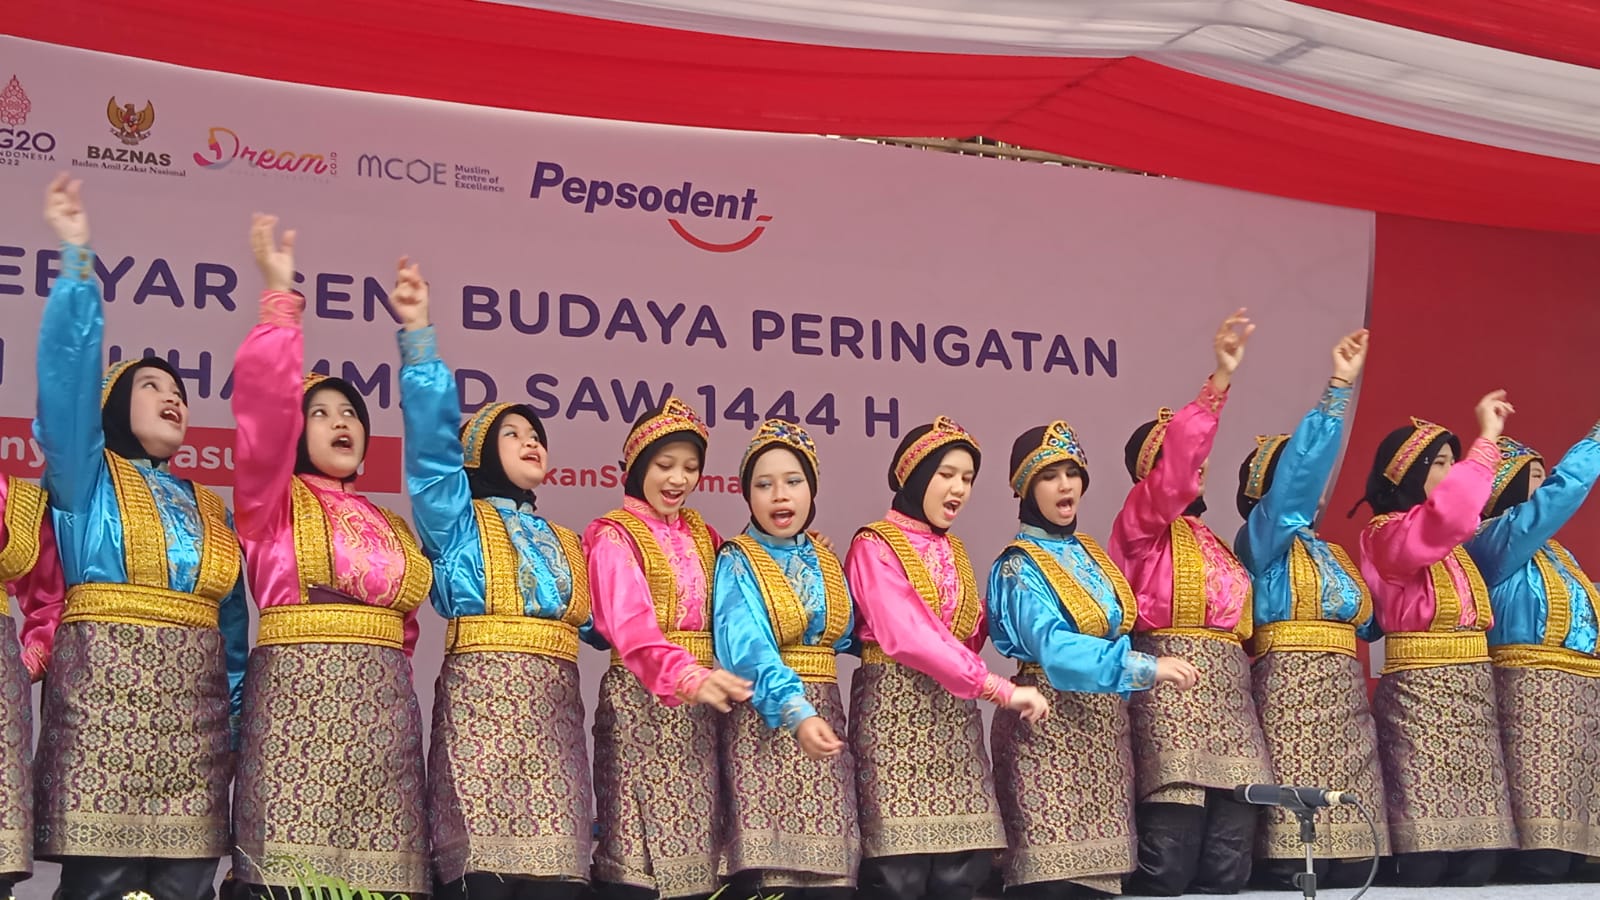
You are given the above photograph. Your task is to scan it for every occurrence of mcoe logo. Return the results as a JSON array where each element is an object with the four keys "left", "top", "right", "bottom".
[{"left": 357, "top": 153, "right": 446, "bottom": 185}]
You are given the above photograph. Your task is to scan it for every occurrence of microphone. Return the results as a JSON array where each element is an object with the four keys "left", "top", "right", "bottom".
[{"left": 1233, "top": 784, "right": 1357, "bottom": 809}]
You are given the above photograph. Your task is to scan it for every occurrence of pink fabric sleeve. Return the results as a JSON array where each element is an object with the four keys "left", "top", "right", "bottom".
[
  {"left": 583, "top": 517, "right": 702, "bottom": 705},
  {"left": 1112, "top": 381, "right": 1227, "bottom": 558},
  {"left": 845, "top": 531, "right": 1000, "bottom": 701},
  {"left": 231, "top": 290, "right": 306, "bottom": 543},
  {"left": 402, "top": 607, "right": 420, "bottom": 659},
  {"left": 14, "top": 512, "right": 66, "bottom": 681},
  {"left": 1366, "top": 437, "right": 1500, "bottom": 579}
]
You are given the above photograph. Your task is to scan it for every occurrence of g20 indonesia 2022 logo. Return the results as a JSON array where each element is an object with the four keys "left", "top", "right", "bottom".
[
  {"left": 529, "top": 160, "right": 773, "bottom": 253},
  {"left": 0, "top": 75, "right": 58, "bottom": 163}
]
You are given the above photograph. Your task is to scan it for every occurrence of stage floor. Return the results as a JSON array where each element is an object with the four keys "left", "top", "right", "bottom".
[{"left": 13, "top": 863, "right": 1596, "bottom": 899}]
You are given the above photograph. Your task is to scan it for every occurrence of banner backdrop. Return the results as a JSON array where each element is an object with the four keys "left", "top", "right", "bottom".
[{"left": 2, "top": 34, "right": 1371, "bottom": 786}]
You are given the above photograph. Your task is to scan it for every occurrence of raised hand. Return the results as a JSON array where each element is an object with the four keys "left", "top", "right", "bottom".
[
  {"left": 44, "top": 173, "right": 89, "bottom": 246},
  {"left": 796, "top": 716, "right": 845, "bottom": 759},
  {"left": 1332, "top": 329, "right": 1370, "bottom": 384},
  {"left": 1211, "top": 307, "right": 1255, "bottom": 392},
  {"left": 1475, "top": 390, "right": 1515, "bottom": 443},
  {"left": 392, "top": 256, "right": 430, "bottom": 331},
  {"left": 250, "top": 213, "right": 296, "bottom": 293}
]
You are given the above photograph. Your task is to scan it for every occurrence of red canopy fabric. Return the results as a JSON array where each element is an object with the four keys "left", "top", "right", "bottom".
[{"left": 10, "top": 0, "right": 1600, "bottom": 233}]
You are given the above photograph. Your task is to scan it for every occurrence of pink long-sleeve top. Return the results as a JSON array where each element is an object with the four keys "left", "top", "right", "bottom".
[
  {"left": 583, "top": 497, "right": 722, "bottom": 704},
  {"left": 846, "top": 510, "right": 1012, "bottom": 703},
  {"left": 1, "top": 474, "right": 67, "bottom": 680},
  {"left": 231, "top": 290, "right": 421, "bottom": 655},
  {"left": 1359, "top": 437, "right": 1501, "bottom": 634},
  {"left": 1110, "top": 380, "right": 1251, "bottom": 633}
]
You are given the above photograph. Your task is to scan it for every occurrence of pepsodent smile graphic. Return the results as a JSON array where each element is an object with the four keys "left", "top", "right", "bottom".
[{"left": 529, "top": 160, "right": 772, "bottom": 253}]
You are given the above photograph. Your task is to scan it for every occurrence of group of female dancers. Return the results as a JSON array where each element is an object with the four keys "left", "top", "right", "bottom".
[{"left": 2, "top": 172, "right": 1598, "bottom": 900}]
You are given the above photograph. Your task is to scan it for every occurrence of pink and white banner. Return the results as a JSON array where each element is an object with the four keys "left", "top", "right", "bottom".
[{"left": 2, "top": 37, "right": 1371, "bottom": 729}]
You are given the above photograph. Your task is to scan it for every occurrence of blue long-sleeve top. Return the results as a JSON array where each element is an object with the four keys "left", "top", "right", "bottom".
[
  {"left": 713, "top": 526, "right": 856, "bottom": 731},
  {"left": 33, "top": 243, "right": 248, "bottom": 721},
  {"left": 1469, "top": 426, "right": 1600, "bottom": 653},
  {"left": 986, "top": 526, "right": 1156, "bottom": 697},
  {"left": 398, "top": 326, "right": 597, "bottom": 640},
  {"left": 1236, "top": 383, "right": 1377, "bottom": 641}
]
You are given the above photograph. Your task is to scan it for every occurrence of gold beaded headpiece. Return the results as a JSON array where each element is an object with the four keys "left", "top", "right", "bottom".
[
  {"left": 623, "top": 397, "right": 709, "bottom": 470},
  {"left": 1244, "top": 433, "right": 1292, "bottom": 500},
  {"left": 741, "top": 419, "right": 820, "bottom": 481},
  {"left": 99, "top": 360, "right": 141, "bottom": 408},
  {"left": 1485, "top": 436, "right": 1542, "bottom": 515},
  {"left": 892, "top": 416, "right": 979, "bottom": 490},
  {"left": 461, "top": 402, "right": 517, "bottom": 469},
  {"left": 1010, "top": 420, "right": 1088, "bottom": 496},
  {"left": 1133, "top": 408, "right": 1176, "bottom": 482},
  {"left": 1382, "top": 417, "right": 1450, "bottom": 485}
]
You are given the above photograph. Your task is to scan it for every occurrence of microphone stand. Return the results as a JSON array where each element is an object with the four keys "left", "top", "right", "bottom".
[{"left": 1286, "top": 796, "right": 1318, "bottom": 899}]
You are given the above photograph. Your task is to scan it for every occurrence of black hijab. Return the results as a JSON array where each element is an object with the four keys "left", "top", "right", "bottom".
[
  {"left": 1236, "top": 437, "right": 1289, "bottom": 520},
  {"left": 740, "top": 441, "right": 820, "bottom": 534},
  {"left": 1124, "top": 415, "right": 1206, "bottom": 518},
  {"left": 887, "top": 422, "right": 981, "bottom": 535},
  {"left": 1350, "top": 421, "right": 1460, "bottom": 517},
  {"left": 1009, "top": 425, "right": 1090, "bottom": 537},
  {"left": 101, "top": 357, "right": 188, "bottom": 463},
  {"left": 622, "top": 402, "right": 708, "bottom": 502},
  {"left": 295, "top": 376, "right": 372, "bottom": 481},
  {"left": 461, "top": 402, "right": 548, "bottom": 509}
]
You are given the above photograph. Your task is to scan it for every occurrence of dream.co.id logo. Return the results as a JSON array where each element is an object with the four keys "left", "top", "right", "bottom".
[
  {"left": 193, "top": 126, "right": 337, "bottom": 177},
  {"left": 529, "top": 161, "right": 772, "bottom": 253},
  {"left": 0, "top": 74, "right": 59, "bottom": 163}
]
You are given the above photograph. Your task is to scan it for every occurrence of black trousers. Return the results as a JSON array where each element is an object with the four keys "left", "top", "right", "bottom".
[
  {"left": 1002, "top": 878, "right": 1115, "bottom": 899},
  {"left": 1254, "top": 857, "right": 1374, "bottom": 890},
  {"left": 1385, "top": 849, "right": 1500, "bottom": 887},
  {"left": 431, "top": 873, "right": 587, "bottom": 899},
  {"left": 1124, "top": 790, "right": 1257, "bottom": 896},
  {"left": 56, "top": 856, "right": 219, "bottom": 900},
  {"left": 721, "top": 870, "right": 852, "bottom": 900},
  {"left": 588, "top": 883, "right": 715, "bottom": 900},
  {"left": 856, "top": 851, "right": 993, "bottom": 900},
  {"left": 1500, "top": 849, "right": 1580, "bottom": 883}
]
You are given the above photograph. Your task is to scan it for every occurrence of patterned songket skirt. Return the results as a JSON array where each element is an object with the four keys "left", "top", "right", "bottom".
[
  {"left": 34, "top": 621, "right": 232, "bottom": 860},
  {"left": 1252, "top": 650, "right": 1389, "bottom": 861},
  {"left": 0, "top": 618, "right": 32, "bottom": 880},
  {"left": 721, "top": 681, "right": 858, "bottom": 889},
  {"left": 592, "top": 665, "right": 723, "bottom": 898},
  {"left": 1129, "top": 633, "right": 1272, "bottom": 806},
  {"left": 1494, "top": 665, "right": 1600, "bottom": 857},
  {"left": 849, "top": 661, "right": 1006, "bottom": 860},
  {"left": 1373, "top": 662, "right": 1516, "bottom": 854},
  {"left": 232, "top": 642, "right": 429, "bottom": 894},
  {"left": 992, "top": 666, "right": 1135, "bottom": 894},
  {"left": 428, "top": 651, "right": 592, "bottom": 885}
]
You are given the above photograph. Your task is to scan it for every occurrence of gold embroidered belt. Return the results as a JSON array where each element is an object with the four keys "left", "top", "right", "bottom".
[
  {"left": 446, "top": 615, "right": 580, "bottom": 661},
  {"left": 1490, "top": 643, "right": 1600, "bottom": 678},
  {"left": 61, "top": 582, "right": 219, "bottom": 629},
  {"left": 1146, "top": 626, "right": 1241, "bottom": 645},
  {"left": 257, "top": 604, "right": 406, "bottom": 650},
  {"left": 859, "top": 642, "right": 896, "bottom": 666},
  {"left": 1017, "top": 661, "right": 1047, "bottom": 679},
  {"left": 1380, "top": 630, "right": 1489, "bottom": 674},
  {"left": 780, "top": 645, "right": 838, "bottom": 683},
  {"left": 611, "top": 630, "right": 715, "bottom": 668},
  {"left": 1251, "top": 620, "right": 1358, "bottom": 658}
]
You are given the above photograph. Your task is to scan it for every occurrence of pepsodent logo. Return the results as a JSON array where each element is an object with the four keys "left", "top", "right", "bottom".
[{"left": 529, "top": 161, "right": 772, "bottom": 253}]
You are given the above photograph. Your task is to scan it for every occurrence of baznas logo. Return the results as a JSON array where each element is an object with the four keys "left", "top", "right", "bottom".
[
  {"left": 107, "top": 97, "right": 155, "bottom": 145},
  {"left": 529, "top": 161, "right": 773, "bottom": 253}
]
